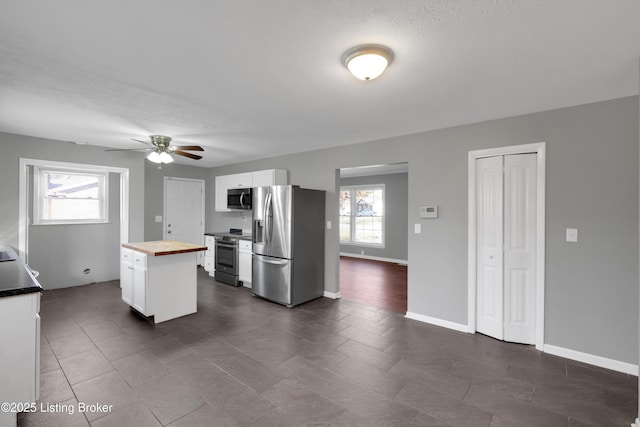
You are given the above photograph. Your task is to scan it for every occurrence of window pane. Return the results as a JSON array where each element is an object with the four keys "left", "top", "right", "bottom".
[
  {"left": 44, "top": 199, "right": 102, "bottom": 220},
  {"left": 45, "top": 172, "right": 100, "bottom": 199}
]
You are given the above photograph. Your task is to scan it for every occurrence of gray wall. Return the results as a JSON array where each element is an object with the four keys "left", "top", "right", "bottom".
[
  {"left": 0, "top": 132, "right": 146, "bottom": 289},
  {"left": 29, "top": 173, "right": 120, "bottom": 289},
  {"left": 208, "top": 96, "right": 639, "bottom": 365},
  {"left": 144, "top": 162, "right": 212, "bottom": 241},
  {"left": 339, "top": 173, "right": 408, "bottom": 261}
]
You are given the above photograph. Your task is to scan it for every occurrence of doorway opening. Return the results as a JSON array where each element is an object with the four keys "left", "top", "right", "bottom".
[
  {"left": 468, "top": 143, "right": 546, "bottom": 350},
  {"left": 338, "top": 162, "right": 408, "bottom": 313}
]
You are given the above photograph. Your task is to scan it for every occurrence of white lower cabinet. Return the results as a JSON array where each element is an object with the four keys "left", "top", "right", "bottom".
[
  {"left": 238, "top": 239, "right": 252, "bottom": 287},
  {"left": 121, "top": 249, "right": 148, "bottom": 316},
  {"left": 0, "top": 292, "right": 40, "bottom": 427},
  {"left": 204, "top": 235, "right": 215, "bottom": 277}
]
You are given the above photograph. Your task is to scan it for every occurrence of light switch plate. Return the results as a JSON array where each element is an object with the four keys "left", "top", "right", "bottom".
[
  {"left": 327, "top": 221, "right": 332, "bottom": 230},
  {"left": 566, "top": 228, "right": 578, "bottom": 243},
  {"left": 155, "top": 215, "right": 162, "bottom": 223},
  {"left": 414, "top": 224, "right": 421, "bottom": 234}
]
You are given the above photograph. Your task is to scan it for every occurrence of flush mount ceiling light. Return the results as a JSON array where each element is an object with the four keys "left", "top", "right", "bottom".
[{"left": 342, "top": 44, "right": 394, "bottom": 81}]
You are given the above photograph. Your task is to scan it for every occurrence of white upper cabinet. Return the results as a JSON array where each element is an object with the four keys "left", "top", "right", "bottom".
[
  {"left": 252, "top": 169, "right": 287, "bottom": 188},
  {"left": 215, "top": 169, "right": 288, "bottom": 211},
  {"left": 226, "top": 172, "right": 253, "bottom": 189}
]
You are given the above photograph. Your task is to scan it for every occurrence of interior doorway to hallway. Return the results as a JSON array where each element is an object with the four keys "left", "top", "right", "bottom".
[{"left": 338, "top": 162, "right": 408, "bottom": 313}]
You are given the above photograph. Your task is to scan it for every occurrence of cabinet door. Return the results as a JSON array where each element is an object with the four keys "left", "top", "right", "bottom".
[
  {"left": 252, "top": 169, "right": 288, "bottom": 187},
  {"left": 227, "top": 172, "right": 253, "bottom": 189},
  {"left": 239, "top": 250, "right": 252, "bottom": 285},
  {"left": 132, "top": 265, "right": 147, "bottom": 315},
  {"left": 120, "top": 261, "right": 133, "bottom": 305},
  {"left": 215, "top": 175, "right": 231, "bottom": 212}
]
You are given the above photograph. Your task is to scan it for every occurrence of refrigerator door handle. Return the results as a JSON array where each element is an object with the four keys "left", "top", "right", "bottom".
[
  {"left": 265, "top": 191, "right": 273, "bottom": 244},
  {"left": 255, "top": 255, "right": 289, "bottom": 265}
]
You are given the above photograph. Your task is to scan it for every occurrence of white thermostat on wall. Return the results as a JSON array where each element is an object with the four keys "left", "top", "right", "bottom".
[{"left": 420, "top": 205, "right": 438, "bottom": 219}]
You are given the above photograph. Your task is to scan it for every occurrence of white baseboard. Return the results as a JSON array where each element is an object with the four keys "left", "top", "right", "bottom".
[
  {"left": 339, "top": 252, "right": 408, "bottom": 265},
  {"left": 543, "top": 344, "right": 638, "bottom": 376},
  {"left": 324, "top": 291, "right": 342, "bottom": 299},
  {"left": 405, "top": 311, "right": 469, "bottom": 333}
]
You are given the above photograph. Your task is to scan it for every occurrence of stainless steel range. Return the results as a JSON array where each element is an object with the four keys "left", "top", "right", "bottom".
[{"left": 214, "top": 229, "right": 245, "bottom": 286}]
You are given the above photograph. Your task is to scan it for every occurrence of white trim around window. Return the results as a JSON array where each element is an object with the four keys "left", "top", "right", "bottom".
[
  {"left": 339, "top": 184, "right": 385, "bottom": 248},
  {"left": 32, "top": 165, "right": 110, "bottom": 225}
]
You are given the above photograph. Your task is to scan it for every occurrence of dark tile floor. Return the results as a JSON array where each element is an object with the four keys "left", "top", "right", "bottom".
[{"left": 19, "top": 268, "right": 637, "bottom": 426}]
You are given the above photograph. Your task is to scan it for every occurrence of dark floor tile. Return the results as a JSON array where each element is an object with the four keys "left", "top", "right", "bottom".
[
  {"left": 39, "top": 345, "right": 61, "bottom": 374},
  {"left": 142, "top": 334, "right": 197, "bottom": 364},
  {"left": 38, "top": 368, "right": 75, "bottom": 404},
  {"left": 58, "top": 348, "right": 114, "bottom": 385},
  {"left": 210, "top": 351, "right": 283, "bottom": 393},
  {"left": 93, "top": 334, "right": 146, "bottom": 361},
  {"left": 134, "top": 374, "right": 206, "bottom": 425},
  {"left": 167, "top": 404, "right": 233, "bottom": 427},
  {"left": 18, "top": 398, "right": 89, "bottom": 427},
  {"left": 71, "top": 371, "right": 137, "bottom": 422},
  {"left": 337, "top": 325, "right": 395, "bottom": 351},
  {"left": 336, "top": 339, "right": 400, "bottom": 371},
  {"left": 48, "top": 332, "right": 96, "bottom": 359},
  {"left": 111, "top": 350, "right": 169, "bottom": 388},
  {"left": 90, "top": 402, "right": 161, "bottom": 427},
  {"left": 259, "top": 378, "right": 345, "bottom": 425},
  {"left": 81, "top": 320, "right": 123, "bottom": 342},
  {"left": 390, "top": 359, "right": 470, "bottom": 399},
  {"left": 464, "top": 383, "right": 570, "bottom": 426},
  {"left": 330, "top": 355, "right": 407, "bottom": 399}
]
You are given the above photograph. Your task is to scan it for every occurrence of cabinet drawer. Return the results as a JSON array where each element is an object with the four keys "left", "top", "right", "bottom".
[
  {"left": 132, "top": 252, "right": 147, "bottom": 267},
  {"left": 239, "top": 240, "right": 252, "bottom": 252},
  {"left": 121, "top": 248, "right": 133, "bottom": 263},
  {"left": 205, "top": 235, "right": 215, "bottom": 248},
  {"left": 204, "top": 259, "right": 215, "bottom": 272}
]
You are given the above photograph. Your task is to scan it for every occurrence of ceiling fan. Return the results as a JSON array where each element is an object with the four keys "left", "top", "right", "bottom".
[{"left": 107, "top": 135, "right": 204, "bottom": 164}]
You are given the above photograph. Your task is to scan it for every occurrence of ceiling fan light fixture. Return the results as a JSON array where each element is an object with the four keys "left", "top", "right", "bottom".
[
  {"left": 147, "top": 151, "right": 161, "bottom": 163},
  {"left": 159, "top": 151, "right": 174, "bottom": 163},
  {"left": 342, "top": 44, "right": 394, "bottom": 81}
]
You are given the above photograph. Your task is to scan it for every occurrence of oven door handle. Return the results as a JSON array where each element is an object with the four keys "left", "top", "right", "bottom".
[{"left": 216, "top": 241, "right": 238, "bottom": 248}]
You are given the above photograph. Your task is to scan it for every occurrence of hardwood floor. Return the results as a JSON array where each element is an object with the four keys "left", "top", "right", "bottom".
[{"left": 339, "top": 256, "right": 407, "bottom": 313}]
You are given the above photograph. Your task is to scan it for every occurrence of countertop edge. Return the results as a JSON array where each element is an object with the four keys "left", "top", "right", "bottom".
[{"left": 122, "top": 242, "right": 208, "bottom": 256}]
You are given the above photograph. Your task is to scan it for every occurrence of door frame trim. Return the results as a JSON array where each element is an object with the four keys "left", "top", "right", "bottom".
[{"left": 467, "top": 142, "right": 546, "bottom": 350}]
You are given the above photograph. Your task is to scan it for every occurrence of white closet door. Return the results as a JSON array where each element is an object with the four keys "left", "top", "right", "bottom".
[
  {"left": 503, "top": 153, "right": 536, "bottom": 344},
  {"left": 476, "top": 153, "right": 537, "bottom": 344},
  {"left": 476, "top": 155, "right": 504, "bottom": 340}
]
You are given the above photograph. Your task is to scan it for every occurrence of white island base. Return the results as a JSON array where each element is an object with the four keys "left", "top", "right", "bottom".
[{"left": 121, "top": 241, "right": 207, "bottom": 323}]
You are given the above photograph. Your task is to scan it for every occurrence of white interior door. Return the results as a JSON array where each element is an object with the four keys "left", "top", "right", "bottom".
[
  {"left": 476, "top": 154, "right": 536, "bottom": 344},
  {"left": 164, "top": 178, "right": 205, "bottom": 263},
  {"left": 476, "top": 156, "right": 504, "bottom": 340},
  {"left": 503, "top": 154, "right": 536, "bottom": 344}
]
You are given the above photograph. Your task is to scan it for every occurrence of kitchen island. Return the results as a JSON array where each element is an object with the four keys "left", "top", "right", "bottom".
[{"left": 121, "top": 240, "right": 207, "bottom": 323}]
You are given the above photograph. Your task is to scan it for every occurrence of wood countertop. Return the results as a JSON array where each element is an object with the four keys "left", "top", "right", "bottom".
[{"left": 122, "top": 241, "right": 208, "bottom": 256}]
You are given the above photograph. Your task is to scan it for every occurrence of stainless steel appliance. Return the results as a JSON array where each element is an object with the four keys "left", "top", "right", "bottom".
[
  {"left": 252, "top": 185, "right": 325, "bottom": 307},
  {"left": 227, "top": 188, "right": 252, "bottom": 210},
  {"left": 214, "top": 229, "right": 244, "bottom": 286}
]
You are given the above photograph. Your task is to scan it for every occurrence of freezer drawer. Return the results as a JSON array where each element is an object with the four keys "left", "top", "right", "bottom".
[{"left": 252, "top": 254, "right": 291, "bottom": 306}]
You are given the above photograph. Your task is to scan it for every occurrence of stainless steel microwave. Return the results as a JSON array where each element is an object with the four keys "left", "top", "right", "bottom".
[{"left": 227, "top": 188, "right": 252, "bottom": 210}]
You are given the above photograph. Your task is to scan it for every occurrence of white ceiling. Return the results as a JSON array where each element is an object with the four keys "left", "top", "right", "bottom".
[{"left": 1, "top": 1, "right": 638, "bottom": 168}]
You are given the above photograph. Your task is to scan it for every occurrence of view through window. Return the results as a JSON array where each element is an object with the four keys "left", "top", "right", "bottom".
[
  {"left": 33, "top": 166, "right": 109, "bottom": 224},
  {"left": 339, "top": 185, "right": 384, "bottom": 246}
]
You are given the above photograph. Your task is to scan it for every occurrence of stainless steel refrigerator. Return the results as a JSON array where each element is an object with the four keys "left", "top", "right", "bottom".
[{"left": 252, "top": 185, "right": 325, "bottom": 307}]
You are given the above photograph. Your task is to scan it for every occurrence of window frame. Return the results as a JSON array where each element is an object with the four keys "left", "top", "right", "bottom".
[
  {"left": 339, "top": 184, "right": 385, "bottom": 248},
  {"left": 32, "top": 165, "right": 109, "bottom": 225}
]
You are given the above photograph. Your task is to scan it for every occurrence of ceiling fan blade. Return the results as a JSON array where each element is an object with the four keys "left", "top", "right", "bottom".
[
  {"left": 173, "top": 150, "right": 203, "bottom": 160},
  {"left": 131, "top": 138, "right": 152, "bottom": 146},
  {"left": 105, "top": 148, "right": 153, "bottom": 152},
  {"left": 173, "top": 145, "right": 204, "bottom": 151}
]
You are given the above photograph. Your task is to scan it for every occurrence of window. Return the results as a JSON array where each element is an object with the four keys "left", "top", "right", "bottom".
[
  {"left": 339, "top": 185, "right": 384, "bottom": 246},
  {"left": 33, "top": 166, "right": 109, "bottom": 225}
]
